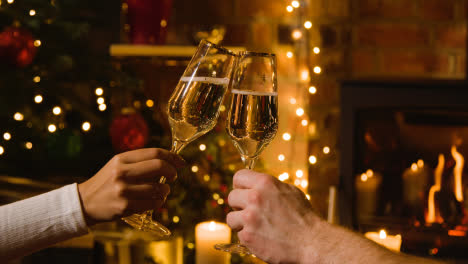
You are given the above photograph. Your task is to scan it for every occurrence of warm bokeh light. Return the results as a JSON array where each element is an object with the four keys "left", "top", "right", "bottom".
[
  {"left": 0, "top": 146, "right": 4, "bottom": 155},
  {"left": 173, "top": 216, "right": 180, "bottom": 223},
  {"left": 309, "top": 86, "right": 317, "bottom": 94},
  {"left": 217, "top": 198, "right": 224, "bottom": 205},
  {"left": 52, "top": 106, "right": 61, "bottom": 115},
  {"left": 33, "top": 76, "right": 40, "bottom": 83},
  {"left": 203, "top": 174, "right": 210, "bottom": 181},
  {"left": 97, "top": 97, "right": 105, "bottom": 105},
  {"left": 99, "top": 104, "right": 107, "bottom": 111},
  {"left": 411, "top": 163, "right": 418, "bottom": 172},
  {"left": 218, "top": 139, "right": 226, "bottom": 147},
  {"left": 286, "top": 51, "right": 293, "bottom": 58},
  {"left": 296, "top": 108, "right": 305, "bottom": 116},
  {"left": 291, "top": 0, "right": 300, "bottom": 8},
  {"left": 82, "top": 122, "right": 91, "bottom": 132},
  {"left": 306, "top": 194, "right": 311, "bottom": 200},
  {"left": 278, "top": 154, "right": 285, "bottom": 161},
  {"left": 3, "top": 132, "right": 11, "bottom": 141},
  {"left": 289, "top": 98, "right": 297, "bottom": 104},
  {"left": 313, "top": 47, "right": 320, "bottom": 54},
  {"left": 282, "top": 133, "right": 291, "bottom": 141},
  {"left": 309, "top": 155, "right": 317, "bottom": 164},
  {"left": 279, "top": 172, "right": 289, "bottom": 182},
  {"left": 95, "top": 87, "right": 103, "bottom": 96},
  {"left": 301, "top": 180, "right": 308, "bottom": 188},
  {"left": 48, "top": 124, "right": 57, "bottom": 133},
  {"left": 314, "top": 66, "right": 321, "bottom": 74},
  {"left": 29, "top": 9, "right": 36, "bottom": 16},
  {"left": 160, "top": 19, "right": 167, "bottom": 27},
  {"left": 296, "top": 170, "right": 304, "bottom": 178},
  {"left": 366, "top": 169, "right": 374, "bottom": 177},
  {"left": 286, "top": 5, "right": 293, "bottom": 12},
  {"left": 292, "top": 29, "right": 302, "bottom": 40},
  {"left": 25, "top": 142, "right": 33, "bottom": 149},
  {"left": 323, "top": 146, "right": 330, "bottom": 154},
  {"left": 14, "top": 112, "right": 24, "bottom": 121},
  {"left": 213, "top": 193, "right": 220, "bottom": 200},
  {"left": 34, "top": 95, "right": 43, "bottom": 103},
  {"left": 301, "top": 119, "right": 308, "bottom": 126},
  {"left": 7, "top": 0, "right": 14, "bottom": 4},
  {"left": 219, "top": 105, "right": 226, "bottom": 112},
  {"left": 146, "top": 99, "right": 154, "bottom": 108},
  {"left": 199, "top": 144, "right": 206, "bottom": 151},
  {"left": 191, "top": 165, "right": 199, "bottom": 173},
  {"left": 300, "top": 69, "right": 309, "bottom": 81},
  {"left": 304, "top": 21, "right": 312, "bottom": 29},
  {"left": 34, "top": 40, "right": 41, "bottom": 47}
]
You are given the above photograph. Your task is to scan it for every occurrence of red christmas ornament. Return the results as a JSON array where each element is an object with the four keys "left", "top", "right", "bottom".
[
  {"left": 110, "top": 108, "right": 149, "bottom": 152},
  {"left": 0, "top": 26, "right": 37, "bottom": 67},
  {"left": 125, "top": 0, "right": 173, "bottom": 44}
]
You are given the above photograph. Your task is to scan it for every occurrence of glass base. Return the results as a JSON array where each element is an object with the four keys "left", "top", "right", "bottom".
[
  {"left": 214, "top": 243, "right": 253, "bottom": 256},
  {"left": 122, "top": 214, "right": 171, "bottom": 237}
]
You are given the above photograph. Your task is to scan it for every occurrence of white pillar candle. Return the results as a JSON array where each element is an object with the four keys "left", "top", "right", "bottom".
[
  {"left": 365, "top": 230, "right": 401, "bottom": 252},
  {"left": 355, "top": 170, "right": 382, "bottom": 219},
  {"left": 195, "top": 221, "right": 231, "bottom": 264}
]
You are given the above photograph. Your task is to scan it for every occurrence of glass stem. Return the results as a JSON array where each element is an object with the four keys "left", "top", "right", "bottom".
[
  {"left": 136, "top": 139, "right": 186, "bottom": 229},
  {"left": 139, "top": 209, "right": 153, "bottom": 230},
  {"left": 243, "top": 156, "right": 257, "bottom": 169},
  {"left": 171, "top": 139, "right": 187, "bottom": 154}
]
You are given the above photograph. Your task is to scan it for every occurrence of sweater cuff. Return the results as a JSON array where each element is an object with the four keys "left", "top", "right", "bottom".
[{"left": 64, "top": 183, "right": 90, "bottom": 235}]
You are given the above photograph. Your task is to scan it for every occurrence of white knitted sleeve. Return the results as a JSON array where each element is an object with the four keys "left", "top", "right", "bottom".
[{"left": 0, "top": 183, "right": 89, "bottom": 260}]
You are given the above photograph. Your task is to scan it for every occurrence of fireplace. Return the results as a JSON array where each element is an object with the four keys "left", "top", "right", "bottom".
[{"left": 339, "top": 79, "right": 468, "bottom": 260}]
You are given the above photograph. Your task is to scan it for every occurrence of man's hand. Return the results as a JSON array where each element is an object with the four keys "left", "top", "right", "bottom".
[
  {"left": 78, "top": 148, "right": 185, "bottom": 226},
  {"left": 227, "top": 169, "right": 321, "bottom": 264}
]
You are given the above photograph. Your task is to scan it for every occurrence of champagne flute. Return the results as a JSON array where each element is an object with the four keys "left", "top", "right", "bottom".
[
  {"left": 215, "top": 51, "right": 278, "bottom": 255},
  {"left": 122, "top": 39, "right": 237, "bottom": 237}
]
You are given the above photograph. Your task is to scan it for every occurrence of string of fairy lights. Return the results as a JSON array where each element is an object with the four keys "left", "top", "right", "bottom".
[{"left": 275, "top": 0, "right": 331, "bottom": 197}]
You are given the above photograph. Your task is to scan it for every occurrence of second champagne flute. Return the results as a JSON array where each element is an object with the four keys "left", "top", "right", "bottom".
[
  {"left": 215, "top": 51, "right": 278, "bottom": 255},
  {"left": 122, "top": 39, "right": 237, "bottom": 237}
]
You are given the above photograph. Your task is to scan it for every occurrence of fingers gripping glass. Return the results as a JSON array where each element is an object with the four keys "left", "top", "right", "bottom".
[
  {"left": 215, "top": 51, "right": 278, "bottom": 255},
  {"left": 122, "top": 40, "right": 237, "bottom": 237}
]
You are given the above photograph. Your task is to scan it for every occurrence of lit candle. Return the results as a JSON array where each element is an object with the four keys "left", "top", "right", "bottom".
[
  {"left": 365, "top": 229, "right": 401, "bottom": 252},
  {"left": 402, "top": 160, "right": 430, "bottom": 213},
  {"left": 355, "top": 170, "right": 382, "bottom": 219},
  {"left": 195, "top": 221, "right": 231, "bottom": 264}
]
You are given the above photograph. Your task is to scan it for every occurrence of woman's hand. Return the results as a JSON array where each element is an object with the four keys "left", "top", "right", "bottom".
[{"left": 78, "top": 148, "right": 185, "bottom": 226}]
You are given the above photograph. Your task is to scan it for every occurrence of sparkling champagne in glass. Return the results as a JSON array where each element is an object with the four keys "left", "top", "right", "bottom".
[
  {"left": 122, "top": 39, "right": 237, "bottom": 237},
  {"left": 215, "top": 51, "right": 278, "bottom": 255}
]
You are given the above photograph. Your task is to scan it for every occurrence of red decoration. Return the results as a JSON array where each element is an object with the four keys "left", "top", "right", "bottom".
[
  {"left": 110, "top": 108, "right": 149, "bottom": 152},
  {"left": 125, "top": 0, "right": 173, "bottom": 44},
  {"left": 0, "top": 26, "right": 37, "bottom": 67}
]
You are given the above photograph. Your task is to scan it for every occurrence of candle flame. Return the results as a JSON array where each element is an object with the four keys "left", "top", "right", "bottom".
[
  {"left": 451, "top": 145, "right": 464, "bottom": 202},
  {"left": 417, "top": 159, "right": 424, "bottom": 168},
  {"left": 427, "top": 154, "right": 444, "bottom": 224},
  {"left": 208, "top": 221, "right": 216, "bottom": 231},
  {"left": 411, "top": 163, "right": 418, "bottom": 172},
  {"left": 361, "top": 173, "right": 368, "bottom": 182},
  {"left": 379, "top": 229, "right": 387, "bottom": 239}
]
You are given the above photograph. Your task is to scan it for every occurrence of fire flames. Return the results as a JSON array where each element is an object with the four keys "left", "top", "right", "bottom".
[{"left": 426, "top": 145, "right": 465, "bottom": 225}]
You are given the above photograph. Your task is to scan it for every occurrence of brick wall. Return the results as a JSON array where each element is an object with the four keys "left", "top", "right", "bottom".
[{"left": 351, "top": 0, "right": 467, "bottom": 79}]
